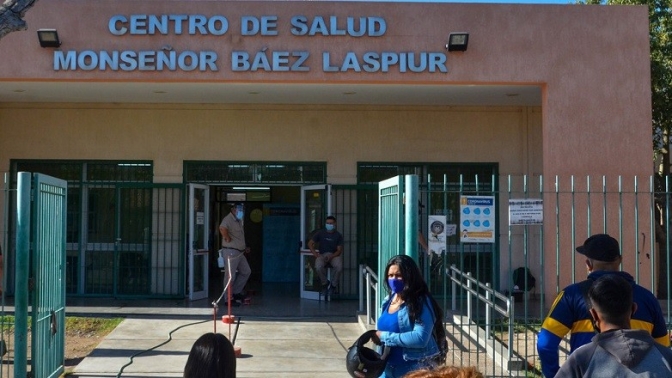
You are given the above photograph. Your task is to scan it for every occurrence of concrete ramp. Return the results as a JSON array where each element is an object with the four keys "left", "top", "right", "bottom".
[{"left": 72, "top": 317, "right": 363, "bottom": 378}]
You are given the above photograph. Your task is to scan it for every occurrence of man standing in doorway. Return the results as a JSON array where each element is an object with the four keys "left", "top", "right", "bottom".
[
  {"left": 537, "top": 234, "right": 669, "bottom": 377},
  {"left": 219, "top": 203, "right": 251, "bottom": 306},
  {"left": 308, "top": 215, "right": 344, "bottom": 296}
]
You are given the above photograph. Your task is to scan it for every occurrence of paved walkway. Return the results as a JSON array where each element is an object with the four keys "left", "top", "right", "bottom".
[
  {"left": 72, "top": 317, "right": 363, "bottom": 377},
  {"left": 6, "top": 282, "right": 525, "bottom": 377},
  {"left": 65, "top": 284, "right": 365, "bottom": 378}
]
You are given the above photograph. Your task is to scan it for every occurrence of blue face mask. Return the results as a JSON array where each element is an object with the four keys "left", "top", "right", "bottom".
[
  {"left": 325, "top": 224, "right": 335, "bottom": 231},
  {"left": 236, "top": 210, "right": 244, "bottom": 220},
  {"left": 388, "top": 278, "right": 404, "bottom": 294}
]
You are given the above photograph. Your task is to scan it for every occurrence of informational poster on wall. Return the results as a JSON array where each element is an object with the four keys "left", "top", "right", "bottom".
[
  {"left": 460, "top": 195, "right": 495, "bottom": 243},
  {"left": 509, "top": 199, "right": 543, "bottom": 225},
  {"left": 427, "top": 215, "right": 447, "bottom": 255}
]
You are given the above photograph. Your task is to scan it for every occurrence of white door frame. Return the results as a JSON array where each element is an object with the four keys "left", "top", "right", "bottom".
[
  {"left": 299, "top": 184, "right": 331, "bottom": 300},
  {"left": 188, "top": 183, "right": 210, "bottom": 301}
]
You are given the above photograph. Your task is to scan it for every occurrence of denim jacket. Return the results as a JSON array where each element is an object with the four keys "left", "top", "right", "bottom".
[{"left": 378, "top": 295, "right": 439, "bottom": 362}]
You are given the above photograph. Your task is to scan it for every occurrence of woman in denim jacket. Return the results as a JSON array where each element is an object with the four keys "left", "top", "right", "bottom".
[{"left": 374, "top": 255, "right": 440, "bottom": 378}]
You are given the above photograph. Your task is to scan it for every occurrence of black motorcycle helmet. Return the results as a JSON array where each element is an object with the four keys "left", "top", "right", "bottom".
[{"left": 345, "top": 330, "right": 390, "bottom": 378}]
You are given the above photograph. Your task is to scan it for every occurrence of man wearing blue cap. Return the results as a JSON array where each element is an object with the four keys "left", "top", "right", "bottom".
[{"left": 537, "top": 234, "right": 669, "bottom": 378}]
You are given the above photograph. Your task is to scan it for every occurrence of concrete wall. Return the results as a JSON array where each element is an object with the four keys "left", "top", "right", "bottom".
[{"left": 0, "top": 104, "right": 542, "bottom": 183}]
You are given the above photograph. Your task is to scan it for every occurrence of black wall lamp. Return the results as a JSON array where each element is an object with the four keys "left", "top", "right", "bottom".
[
  {"left": 446, "top": 32, "right": 469, "bottom": 52},
  {"left": 37, "top": 29, "right": 61, "bottom": 48}
]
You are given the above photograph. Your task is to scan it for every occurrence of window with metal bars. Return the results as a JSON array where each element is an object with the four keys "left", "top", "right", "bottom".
[{"left": 184, "top": 161, "right": 326, "bottom": 184}]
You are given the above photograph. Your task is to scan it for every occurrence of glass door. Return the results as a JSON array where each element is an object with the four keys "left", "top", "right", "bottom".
[
  {"left": 188, "top": 184, "right": 210, "bottom": 301},
  {"left": 300, "top": 185, "right": 331, "bottom": 300}
]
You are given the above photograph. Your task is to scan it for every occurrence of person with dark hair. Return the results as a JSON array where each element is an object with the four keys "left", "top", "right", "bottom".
[
  {"left": 403, "top": 366, "right": 483, "bottom": 378},
  {"left": 555, "top": 274, "right": 672, "bottom": 377},
  {"left": 183, "top": 332, "right": 236, "bottom": 378},
  {"left": 537, "top": 234, "right": 669, "bottom": 377},
  {"left": 374, "top": 255, "right": 442, "bottom": 378},
  {"left": 219, "top": 203, "right": 251, "bottom": 306},
  {"left": 308, "top": 215, "right": 344, "bottom": 296}
]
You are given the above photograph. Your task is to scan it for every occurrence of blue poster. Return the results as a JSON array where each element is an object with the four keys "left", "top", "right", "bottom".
[{"left": 459, "top": 196, "right": 495, "bottom": 243}]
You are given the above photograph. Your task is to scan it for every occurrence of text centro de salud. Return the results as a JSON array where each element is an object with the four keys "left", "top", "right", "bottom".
[{"left": 52, "top": 14, "right": 449, "bottom": 73}]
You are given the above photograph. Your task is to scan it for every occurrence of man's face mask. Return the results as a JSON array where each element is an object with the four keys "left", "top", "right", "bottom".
[
  {"left": 325, "top": 223, "right": 335, "bottom": 231},
  {"left": 235, "top": 206, "right": 244, "bottom": 220}
]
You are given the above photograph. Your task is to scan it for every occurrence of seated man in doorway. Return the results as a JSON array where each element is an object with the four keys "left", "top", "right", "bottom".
[{"left": 308, "top": 215, "right": 344, "bottom": 296}]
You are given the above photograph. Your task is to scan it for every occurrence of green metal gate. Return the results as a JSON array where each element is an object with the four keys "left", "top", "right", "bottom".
[
  {"left": 16, "top": 172, "right": 67, "bottom": 378},
  {"left": 377, "top": 175, "right": 420, "bottom": 305}
]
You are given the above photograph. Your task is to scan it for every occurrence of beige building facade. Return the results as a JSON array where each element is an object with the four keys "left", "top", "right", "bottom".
[{"left": 0, "top": 1, "right": 654, "bottom": 304}]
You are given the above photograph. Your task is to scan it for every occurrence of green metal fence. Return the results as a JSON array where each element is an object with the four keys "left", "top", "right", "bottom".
[
  {"left": 30, "top": 173, "right": 68, "bottom": 378},
  {"left": 13, "top": 172, "right": 68, "bottom": 378},
  {"left": 7, "top": 161, "right": 185, "bottom": 299},
  {"left": 378, "top": 175, "right": 404, "bottom": 302},
  {"left": 373, "top": 173, "right": 670, "bottom": 377},
  {"left": 74, "top": 183, "right": 184, "bottom": 298}
]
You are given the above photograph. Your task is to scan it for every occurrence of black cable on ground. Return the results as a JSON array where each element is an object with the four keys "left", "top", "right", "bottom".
[
  {"left": 116, "top": 318, "right": 210, "bottom": 378},
  {"left": 232, "top": 316, "right": 242, "bottom": 345}
]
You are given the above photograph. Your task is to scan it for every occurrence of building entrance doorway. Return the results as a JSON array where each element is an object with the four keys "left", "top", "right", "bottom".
[{"left": 207, "top": 186, "right": 302, "bottom": 299}]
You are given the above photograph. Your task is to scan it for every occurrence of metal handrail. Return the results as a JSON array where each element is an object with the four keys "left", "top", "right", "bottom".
[
  {"left": 448, "top": 264, "right": 515, "bottom": 361},
  {"left": 358, "top": 262, "right": 517, "bottom": 366},
  {"left": 359, "top": 264, "right": 379, "bottom": 325}
]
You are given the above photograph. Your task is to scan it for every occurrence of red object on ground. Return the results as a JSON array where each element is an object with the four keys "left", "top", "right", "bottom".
[
  {"left": 222, "top": 315, "right": 236, "bottom": 324},
  {"left": 234, "top": 346, "right": 242, "bottom": 357}
]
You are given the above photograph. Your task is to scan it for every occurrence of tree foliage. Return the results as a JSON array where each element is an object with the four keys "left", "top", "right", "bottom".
[
  {"left": 640, "top": 0, "right": 672, "bottom": 166},
  {"left": 0, "top": 0, "right": 39, "bottom": 40},
  {"left": 626, "top": 0, "right": 672, "bottom": 177}
]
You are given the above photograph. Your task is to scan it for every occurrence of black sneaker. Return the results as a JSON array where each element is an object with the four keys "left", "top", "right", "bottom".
[
  {"left": 330, "top": 286, "right": 339, "bottom": 296},
  {"left": 232, "top": 292, "right": 247, "bottom": 301},
  {"left": 321, "top": 281, "right": 330, "bottom": 296}
]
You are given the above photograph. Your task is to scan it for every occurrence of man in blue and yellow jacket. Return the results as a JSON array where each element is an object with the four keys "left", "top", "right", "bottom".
[{"left": 537, "top": 234, "right": 670, "bottom": 378}]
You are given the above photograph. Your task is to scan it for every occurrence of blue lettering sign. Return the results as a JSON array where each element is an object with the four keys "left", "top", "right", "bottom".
[
  {"left": 53, "top": 50, "right": 218, "bottom": 71},
  {"left": 290, "top": 16, "right": 386, "bottom": 37},
  {"left": 108, "top": 14, "right": 228, "bottom": 35}
]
